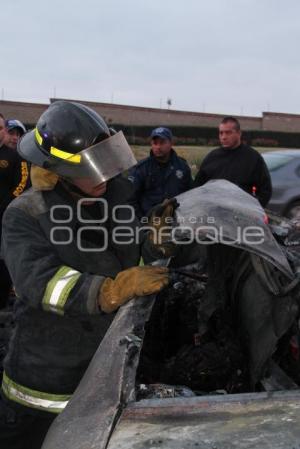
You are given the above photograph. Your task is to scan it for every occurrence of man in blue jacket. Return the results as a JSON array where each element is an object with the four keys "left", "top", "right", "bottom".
[{"left": 128, "top": 127, "right": 192, "bottom": 219}]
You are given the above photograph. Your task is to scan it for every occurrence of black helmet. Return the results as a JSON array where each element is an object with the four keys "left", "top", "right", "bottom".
[{"left": 18, "top": 101, "right": 136, "bottom": 183}]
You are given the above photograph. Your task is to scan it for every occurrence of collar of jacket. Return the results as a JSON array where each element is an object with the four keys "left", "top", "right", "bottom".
[
  {"left": 149, "top": 148, "right": 177, "bottom": 165},
  {"left": 42, "top": 176, "right": 135, "bottom": 229}
]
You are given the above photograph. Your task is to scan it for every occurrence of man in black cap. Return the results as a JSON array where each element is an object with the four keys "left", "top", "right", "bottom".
[
  {"left": 128, "top": 127, "right": 192, "bottom": 219},
  {"left": 5, "top": 119, "right": 26, "bottom": 151}
]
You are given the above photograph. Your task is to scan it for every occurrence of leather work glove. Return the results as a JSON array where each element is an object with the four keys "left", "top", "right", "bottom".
[
  {"left": 98, "top": 266, "right": 169, "bottom": 313},
  {"left": 31, "top": 165, "right": 59, "bottom": 190},
  {"left": 149, "top": 198, "right": 180, "bottom": 257}
]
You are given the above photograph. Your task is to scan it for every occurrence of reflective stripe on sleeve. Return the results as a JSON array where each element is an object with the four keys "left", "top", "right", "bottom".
[
  {"left": 2, "top": 372, "right": 70, "bottom": 414},
  {"left": 42, "top": 266, "right": 81, "bottom": 315}
]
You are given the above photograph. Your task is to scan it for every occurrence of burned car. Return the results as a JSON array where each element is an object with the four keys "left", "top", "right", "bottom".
[{"left": 42, "top": 180, "right": 300, "bottom": 449}]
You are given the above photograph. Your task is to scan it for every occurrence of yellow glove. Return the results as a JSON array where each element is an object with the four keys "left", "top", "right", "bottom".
[
  {"left": 149, "top": 198, "right": 179, "bottom": 257},
  {"left": 98, "top": 266, "right": 169, "bottom": 313}
]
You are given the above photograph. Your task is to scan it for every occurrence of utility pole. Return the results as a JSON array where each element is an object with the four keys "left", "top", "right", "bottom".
[
  {"left": 1, "top": 88, "right": 4, "bottom": 100},
  {"left": 167, "top": 98, "right": 172, "bottom": 109}
]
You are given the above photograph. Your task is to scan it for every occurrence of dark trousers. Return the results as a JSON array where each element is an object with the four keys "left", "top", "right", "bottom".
[{"left": 0, "top": 395, "right": 56, "bottom": 449}]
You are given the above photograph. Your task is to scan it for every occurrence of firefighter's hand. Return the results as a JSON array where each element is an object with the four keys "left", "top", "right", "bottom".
[
  {"left": 98, "top": 266, "right": 169, "bottom": 313},
  {"left": 149, "top": 198, "right": 179, "bottom": 257}
]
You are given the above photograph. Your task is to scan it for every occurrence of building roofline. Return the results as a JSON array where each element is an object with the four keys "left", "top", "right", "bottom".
[
  {"left": 263, "top": 111, "right": 300, "bottom": 119},
  {"left": 50, "top": 98, "right": 261, "bottom": 120}
]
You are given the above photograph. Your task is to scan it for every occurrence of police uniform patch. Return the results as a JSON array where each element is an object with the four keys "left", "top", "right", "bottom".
[
  {"left": 0, "top": 160, "right": 9, "bottom": 168},
  {"left": 128, "top": 175, "right": 135, "bottom": 183},
  {"left": 175, "top": 170, "right": 183, "bottom": 179}
]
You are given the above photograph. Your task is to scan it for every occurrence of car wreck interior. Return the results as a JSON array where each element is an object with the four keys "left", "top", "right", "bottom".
[{"left": 136, "top": 241, "right": 300, "bottom": 400}]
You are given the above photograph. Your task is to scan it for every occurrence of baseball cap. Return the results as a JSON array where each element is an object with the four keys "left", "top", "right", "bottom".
[
  {"left": 6, "top": 119, "right": 26, "bottom": 135},
  {"left": 150, "top": 127, "right": 173, "bottom": 141}
]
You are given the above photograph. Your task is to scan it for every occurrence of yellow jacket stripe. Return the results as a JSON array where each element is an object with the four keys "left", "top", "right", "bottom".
[
  {"left": 2, "top": 372, "right": 70, "bottom": 414},
  {"left": 42, "top": 266, "right": 81, "bottom": 315},
  {"left": 12, "top": 161, "right": 29, "bottom": 197}
]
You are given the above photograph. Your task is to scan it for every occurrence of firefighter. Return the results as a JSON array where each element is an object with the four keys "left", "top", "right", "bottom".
[{"left": 0, "top": 101, "right": 169, "bottom": 449}]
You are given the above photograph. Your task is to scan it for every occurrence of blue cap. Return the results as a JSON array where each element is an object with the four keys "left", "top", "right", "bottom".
[
  {"left": 150, "top": 127, "right": 173, "bottom": 141},
  {"left": 5, "top": 119, "right": 26, "bottom": 135}
]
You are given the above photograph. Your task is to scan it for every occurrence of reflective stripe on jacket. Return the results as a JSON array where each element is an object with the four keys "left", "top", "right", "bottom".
[
  {"left": 42, "top": 266, "right": 81, "bottom": 315},
  {"left": 2, "top": 372, "right": 70, "bottom": 414}
]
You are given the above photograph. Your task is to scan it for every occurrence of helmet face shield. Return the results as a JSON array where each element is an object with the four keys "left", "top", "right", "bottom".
[{"left": 20, "top": 130, "right": 137, "bottom": 184}]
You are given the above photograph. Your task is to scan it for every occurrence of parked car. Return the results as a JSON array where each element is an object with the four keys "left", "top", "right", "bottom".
[
  {"left": 42, "top": 181, "right": 300, "bottom": 449},
  {"left": 262, "top": 150, "right": 300, "bottom": 218}
]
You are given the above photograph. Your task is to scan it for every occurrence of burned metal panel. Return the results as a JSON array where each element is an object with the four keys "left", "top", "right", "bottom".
[
  {"left": 107, "top": 391, "right": 300, "bottom": 449},
  {"left": 42, "top": 296, "right": 155, "bottom": 449},
  {"left": 174, "top": 181, "right": 294, "bottom": 279}
]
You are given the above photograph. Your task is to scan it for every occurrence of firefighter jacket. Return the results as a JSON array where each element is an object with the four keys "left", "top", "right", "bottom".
[{"left": 1, "top": 177, "right": 140, "bottom": 414}]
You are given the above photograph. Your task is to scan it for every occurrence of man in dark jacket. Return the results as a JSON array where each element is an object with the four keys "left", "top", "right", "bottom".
[
  {"left": 0, "top": 102, "right": 169, "bottom": 449},
  {"left": 128, "top": 127, "right": 192, "bottom": 219},
  {"left": 194, "top": 116, "right": 272, "bottom": 207},
  {"left": 0, "top": 114, "right": 29, "bottom": 308}
]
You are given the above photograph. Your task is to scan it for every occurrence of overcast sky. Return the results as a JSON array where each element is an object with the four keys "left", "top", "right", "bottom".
[{"left": 1, "top": 0, "right": 300, "bottom": 116}]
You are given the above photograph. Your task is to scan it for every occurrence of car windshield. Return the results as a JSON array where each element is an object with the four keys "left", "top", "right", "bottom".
[{"left": 262, "top": 153, "right": 294, "bottom": 171}]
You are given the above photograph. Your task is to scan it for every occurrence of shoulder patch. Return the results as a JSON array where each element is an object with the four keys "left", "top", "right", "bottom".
[
  {"left": 128, "top": 175, "right": 135, "bottom": 183},
  {"left": 0, "top": 160, "right": 9, "bottom": 168},
  {"left": 175, "top": 169, "right": 184, "bottom": 179}
]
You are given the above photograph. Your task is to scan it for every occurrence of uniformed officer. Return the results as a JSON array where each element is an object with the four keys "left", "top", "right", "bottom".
[{"left": 128, "top": 127, "right": 192, "bottom": 219}]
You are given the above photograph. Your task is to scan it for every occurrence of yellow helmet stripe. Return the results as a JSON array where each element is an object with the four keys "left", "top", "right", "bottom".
[
  {"left": 50, "top": 147, "right": 81, "bottom": 163},
  {"left": 34, "top": 127, "right": 81, "bottom": 164},
  {"left": 35, "top": 127, "right": 43, "bottom": 145}
]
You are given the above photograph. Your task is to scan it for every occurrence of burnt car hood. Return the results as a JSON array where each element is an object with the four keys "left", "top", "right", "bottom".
[
  {"left": 173, "top": 180, "right": 294, "bottom": 279},
  {"left": 42, "top": 180, "right": 299, "bottom": 449}
]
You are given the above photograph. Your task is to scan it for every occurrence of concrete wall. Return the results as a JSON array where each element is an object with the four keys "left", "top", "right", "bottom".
[
  {"left": 1, "top": 98, "right": 300, "bottom": 133},
  {"left": 0, "top": 100, "right": 48, "bottom": 126},
  {"left": 262, "top": 112, "right": 300, "bottom": 132},
  {"left": 51, "top": 99, "right": 261, "bottom": 130},
  {"left": 0, "top": 98, "right": 261, "bottom": 130}
]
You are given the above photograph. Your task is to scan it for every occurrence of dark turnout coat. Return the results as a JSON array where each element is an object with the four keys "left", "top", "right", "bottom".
[{"left": 1, "top": 177, "right": 141, "bottom": 414}]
